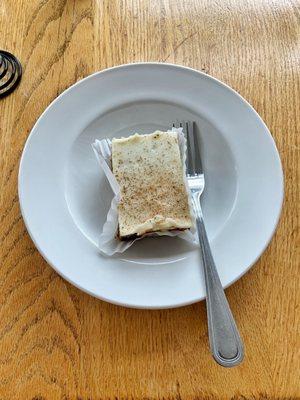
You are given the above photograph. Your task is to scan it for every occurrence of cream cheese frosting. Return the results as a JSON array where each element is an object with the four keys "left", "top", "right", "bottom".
[{"left": 111, "top": 131, "right": 192, "bottom": 238}]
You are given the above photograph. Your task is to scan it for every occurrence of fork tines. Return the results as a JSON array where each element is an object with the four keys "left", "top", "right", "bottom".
[{"left": 172, "top": 121, "right": 203, "bottom": 176}]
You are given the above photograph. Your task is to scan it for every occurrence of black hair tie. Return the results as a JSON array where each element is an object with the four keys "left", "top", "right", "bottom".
[{"left": 0, "top": 50, "right": 22, "bottom": 98}]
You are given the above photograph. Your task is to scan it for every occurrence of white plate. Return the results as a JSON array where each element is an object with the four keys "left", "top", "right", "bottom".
[{"left": 19, "top": 63, "right": 283, "bottom": 309}]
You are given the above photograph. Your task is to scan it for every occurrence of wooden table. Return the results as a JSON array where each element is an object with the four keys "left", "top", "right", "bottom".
[{"left": 1, "top": 1, "right": 299, "bottom": 399}]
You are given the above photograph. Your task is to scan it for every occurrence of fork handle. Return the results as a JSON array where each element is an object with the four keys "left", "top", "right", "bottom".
[{"left": 192, "top": 193, "right": 244, "bottom": 367}]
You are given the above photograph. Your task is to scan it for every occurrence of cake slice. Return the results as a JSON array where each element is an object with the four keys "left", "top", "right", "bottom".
[{"left": 111, "top": 131, "right": 193, "bottom": 239}]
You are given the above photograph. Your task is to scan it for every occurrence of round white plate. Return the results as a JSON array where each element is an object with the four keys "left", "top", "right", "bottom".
[{"left": 19, "top": 63, "right": 283, "bottom": 309}]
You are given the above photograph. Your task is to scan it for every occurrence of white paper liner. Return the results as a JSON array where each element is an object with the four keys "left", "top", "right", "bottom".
[{"left": 92, "top": 128, "right": 198, "bottom": 255}]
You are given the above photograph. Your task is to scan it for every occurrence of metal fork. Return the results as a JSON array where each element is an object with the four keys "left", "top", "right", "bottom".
[{"left": 174, "top": 121, "right": 244, "bottom": 367}]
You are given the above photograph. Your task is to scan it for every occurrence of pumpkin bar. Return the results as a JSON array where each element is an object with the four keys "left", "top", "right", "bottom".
[{"left": 111, "top": 131, "right": 192, "bottom": 239}]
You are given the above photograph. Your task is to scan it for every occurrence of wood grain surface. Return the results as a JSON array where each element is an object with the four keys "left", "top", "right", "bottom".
[{"left": 0, "top": 0, "right": 299, "bottom": 399}]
